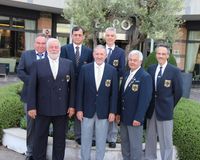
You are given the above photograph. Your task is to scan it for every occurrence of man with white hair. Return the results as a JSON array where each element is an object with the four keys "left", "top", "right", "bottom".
[
  {"left": 27, "top": 38, "right": 75, "bottom": 160},
  {"left": 117, "top": 50, "right": 152, "bottom": 160}
]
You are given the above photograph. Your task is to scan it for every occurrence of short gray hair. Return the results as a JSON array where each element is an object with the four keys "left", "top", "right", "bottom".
[
  {"left": 93, "top": 45, "right": 106, "bottom": 54},
  {"left": 155, "top": 44, "right": 170, "bottom": 55},
  {"left": 46, "top": 38, "right": 61, "bottom": 49},
  {"left": 105, "top": 27, "right": 116, "bottom": 34},
  {"left": 128, "top": 50, "right": 143, "bottom": 61}
]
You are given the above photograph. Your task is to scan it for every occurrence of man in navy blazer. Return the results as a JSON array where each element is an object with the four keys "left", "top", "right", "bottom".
[
  {"left": 145, "top": 44, "right": 183, "bottom": 160},
  {"left": 76, "top": 45, "right": 118, "bottom": 160},
  {"left": 60, "top": 26, "right": 93, "bottom": 145},
  {"left": 27, "top": 38, "right": 75, "bottom": 160},
  {"left": 117, "top": 50, "right": 152, "bottom": 160},
  {"left": 17, "top": 33, "right": 47, "bottom": 160},
  {"left": 104, "top": 27, "right": 126, "bottom": 148}
]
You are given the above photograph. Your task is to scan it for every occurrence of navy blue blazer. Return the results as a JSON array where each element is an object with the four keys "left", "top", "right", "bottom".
[
  {"left": 27, "top": 58, "right": 75, "bottom": 116},
  {"left": 146, "top": 63, "right": 183, "bottom": 121},
  {"left": 17, "top": 50, "right": 47, "bottom": 102},
  {"left": 76, "top": 63, "right": 118, "bottom": 119},
  {"left": 107, "top": 46, "right": 125, "bottom": 78},
  {"left": 119, "top": 68, "right": 153, "bottom": 126},
  {"left": 61, "top": 43, "right": 93, "bottom": 78}
]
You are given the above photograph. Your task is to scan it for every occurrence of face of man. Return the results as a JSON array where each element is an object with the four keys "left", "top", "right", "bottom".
[
  {"left": 156, "top": 47, "right": 169, "bottom": 66},
  {"left": 128, "top": 54, "right": 142, "bottom": 71},
  {"left": 34, "top": 36, "right": 46, "bottom": 53},
  {"left": 105, "top": 30, "right": 116, "bottom": 46},
  {"left": 47, "top": 40, "right": 60, "bottom": 60},
  {"left": 71, "top": 29, "right": 84, "bottom": 45},
  {"left": 93, "top": 48, "right": 107, "bottom": 65}
]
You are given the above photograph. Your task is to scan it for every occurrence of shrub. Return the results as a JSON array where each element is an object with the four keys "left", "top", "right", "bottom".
[
  {"left": 0, "top": 83, "right": 24, "bottom": 143},
  {"left": 173, "top": 98, "right": 200, "bottom": 160},
  {"left": 143, "top": 52, "right": 177, "bottom": 69}
]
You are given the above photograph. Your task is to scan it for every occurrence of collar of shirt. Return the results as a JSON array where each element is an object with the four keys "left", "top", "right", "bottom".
[
  {"left": 106, "top": 45, "right": 115, "bottom": 53},
  {"left": 130, "top": 66, "right": 141, "bottom": 76},
  {"left": 73, "top": 43, "right": 82, "bottom": 53},
  {"left": 35, "top": 51, "right": 45, "bottom": 58},
  {"left": 94, "top": 62, "right": 105, "bottom": 70},
  {"left": 156, "top": 61, "right": 168, "bottom": 75}
]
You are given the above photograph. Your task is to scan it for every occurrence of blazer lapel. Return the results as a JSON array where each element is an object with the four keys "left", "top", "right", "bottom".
[
  {"left": 89, "top": 63, "right": 97, "bottom": 91},
  {"left": 45, "top": 58, "right": 55, "bottom": 80},
  {"left": 79, "top": 46, "right": 85, "bottom": 63}
]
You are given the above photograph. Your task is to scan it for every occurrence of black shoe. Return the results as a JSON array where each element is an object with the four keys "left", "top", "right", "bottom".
[
  {"left": 25, "top": 156, "right": 34, "bottom": 160},
  {"left": 92, "top": 140, "right": 96, "bottom": 147},
  {"left": 76, "top": 138, "right": 81, "bottom": 145},
  {"left": 109, "top": 142, "right": 116, "bottom": 148}
]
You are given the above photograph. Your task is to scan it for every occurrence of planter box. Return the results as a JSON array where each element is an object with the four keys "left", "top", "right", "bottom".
[{"left": 2, "top": 128, "right": 178, "bottom": 160}]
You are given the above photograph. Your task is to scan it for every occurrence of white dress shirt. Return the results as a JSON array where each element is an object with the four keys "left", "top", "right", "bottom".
[
  {"left": 48, "top": 56, "right": 59, "bottom": 80},
  {"left": 124, "top": 67, "right": 141, "bottom": 91},
  {"left": 94, "top": 62, "right": 105, "bottom": 91},
  {"left": 106, "top": 44, "right": 115, "bottom": 56}
]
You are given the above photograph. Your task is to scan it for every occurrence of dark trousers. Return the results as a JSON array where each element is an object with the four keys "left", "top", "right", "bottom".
[{"left": 33, "top": 115, "right": 67, "bottom": 160}]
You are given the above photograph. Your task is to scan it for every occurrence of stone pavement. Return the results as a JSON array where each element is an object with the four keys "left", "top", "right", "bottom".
[{"left": 0, "top": 74, "right": 199, "bottom": 160}]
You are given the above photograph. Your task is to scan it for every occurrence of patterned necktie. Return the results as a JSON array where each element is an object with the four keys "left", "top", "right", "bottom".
[
  {"left": 75, "top": 46, "right": 80, "bottom": 66},
  {"left": 107, "top": 48, "right": 112, "bottom": 63},
  {"left": 156, "top": 66, "right": 162, "bottom": 90}
]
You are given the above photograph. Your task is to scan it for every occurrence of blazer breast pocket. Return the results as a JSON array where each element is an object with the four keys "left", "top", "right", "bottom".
[{"left": 105, "top": 79, "right": 111, "bottom": 87}]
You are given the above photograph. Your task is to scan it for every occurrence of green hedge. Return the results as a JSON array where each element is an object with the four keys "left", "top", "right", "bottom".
[
  {"left": 143, "top": 52, "right": 177, "bottom": 69},
  {"left": 174, "top": 98, "right": 200, "bottom": 160},
  {"left": 0, "top": 83, "right": 24, "bottom": 143}
]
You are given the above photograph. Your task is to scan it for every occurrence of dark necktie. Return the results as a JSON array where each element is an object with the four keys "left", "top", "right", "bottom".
[
  {"left": 156, "top": 66, "right": 162, "bottom": 90},
  {"left": 107, "top": 48, "right": 112, "bottom": 63},
  {"left": 37, "top": 53, "right": 43, "bottom": 60},
  {"left": 75, "top": 46, "right": 80, "bottom": 66}
]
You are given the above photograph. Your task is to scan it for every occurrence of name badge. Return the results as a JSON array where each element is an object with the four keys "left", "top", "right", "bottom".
[
  {"left": 132, "top": 84, "right": 139, "bottom": 92},
  {"left": 66, "top": 75, "right": 70, "bottom": 82},
  {"left": 164, "top": 80, "right": 171, "bottom": 87},
  {"left": 113, "top": 60, "right": 119, "bottom": 67},
  {"left": 105, "top": 79, "right": 111, "bottom": 87}
]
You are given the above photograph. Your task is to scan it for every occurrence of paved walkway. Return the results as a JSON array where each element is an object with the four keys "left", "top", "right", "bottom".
[{"left": 0, "top": 75, "right": 199, "bottom": 160}]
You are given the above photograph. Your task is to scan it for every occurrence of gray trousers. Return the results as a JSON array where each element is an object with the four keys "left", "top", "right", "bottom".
[
  {"left": 24, "top": 103, "right": 35, "bottom": 156},
  {"left": 107, "top": 121, "right": 118, "bottom": 142},
  {"left": 120, "top": 122, "right": 143, "bottom": 160},
  {"left": 145, "top": 111, "right": 173, "bottom": 160},
  {"left": 81, "top": 114, "right": 109, "bottom": 160}
]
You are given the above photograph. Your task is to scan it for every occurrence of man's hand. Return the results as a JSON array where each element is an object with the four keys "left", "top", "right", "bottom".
[
  {"left": 67, "top": 107, "right": 75, "bottom": 118},
  {"left": 77, "top": 111, "right": 83, "bottom": 121},
  {"left": 115, "top": 115, "right": 120, "bottom": 124},
  {"left": 28, "top": 109, "right": 37, "bottom": 119},
  {"left": 132, "top": 120, "right": 141, "bottom": 126},
  {"left": 108, "top": 113, "right": 115, "bottom": 122}
]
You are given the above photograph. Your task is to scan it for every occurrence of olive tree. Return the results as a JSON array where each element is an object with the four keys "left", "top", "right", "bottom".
[{"left": 63, "top": 0, "right": 183, "bottom": 51}]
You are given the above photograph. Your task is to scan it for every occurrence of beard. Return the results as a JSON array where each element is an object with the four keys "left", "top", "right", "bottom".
[{"left": 48, "top": 51, "right": 60, "bottom": 60}]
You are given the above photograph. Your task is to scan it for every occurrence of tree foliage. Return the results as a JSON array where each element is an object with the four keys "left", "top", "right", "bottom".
[{"left": 63, "top": 0, "right": 183, "bottom": 49}]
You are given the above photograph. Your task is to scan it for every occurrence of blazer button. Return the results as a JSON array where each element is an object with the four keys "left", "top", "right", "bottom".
[
  {"left": 122, "top": 107, "right": 125, "bottom": 110},
  {"left": 96, "top": 94, "right": 98, "bottom": 96},
  {"left": 59, "top": 88, "right": 62, "bottom": 91},
  {"left": 59, "top": 97, "right": 61, "bottom": 100}
]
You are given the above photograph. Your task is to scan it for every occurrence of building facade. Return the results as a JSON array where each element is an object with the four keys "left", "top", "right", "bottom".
[{"left": 0, "top": 0, "right": 200, "bottom": 78}]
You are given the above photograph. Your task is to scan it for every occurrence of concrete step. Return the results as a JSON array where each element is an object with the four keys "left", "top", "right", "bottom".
[{"left": 2, "top": 128, "right": 178, "bottom": 160}]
